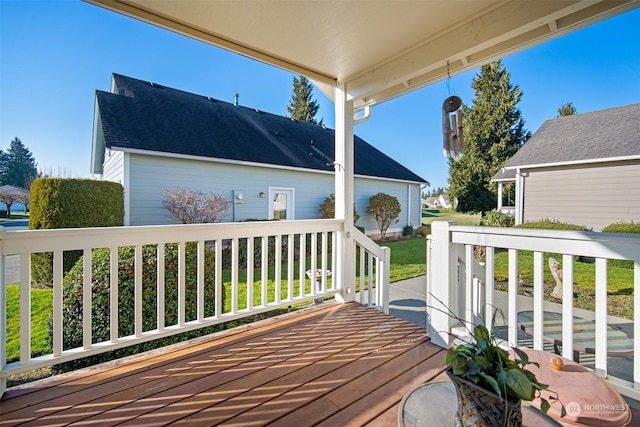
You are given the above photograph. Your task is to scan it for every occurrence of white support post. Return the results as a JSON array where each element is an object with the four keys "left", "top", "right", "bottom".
[
  {"left": 428, "top": 221, "right": 456, "bottom": 348},
  {"left": 497, "top": 182, "right": 503, "bottom": 211},
  {"left": 334, "top": 82, "right": 355, "bottom": 304}
]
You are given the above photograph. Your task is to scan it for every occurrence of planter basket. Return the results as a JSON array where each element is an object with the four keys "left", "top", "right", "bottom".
[{"left": 446, "top": 369, "right": 522, "bottom": 427}]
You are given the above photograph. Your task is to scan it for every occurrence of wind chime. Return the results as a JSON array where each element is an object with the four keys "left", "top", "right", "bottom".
[
  {"left": 442, "top": 61, "right": 464, "bottom": 160},
  {"left": 442, "top": 95, "right": 463, "bottom": 160}
]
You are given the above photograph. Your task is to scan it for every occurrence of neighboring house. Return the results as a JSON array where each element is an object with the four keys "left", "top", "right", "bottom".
[
  {"left": 425, "top": 194, "right": 451, "bottom": 209},
  {"left": 91, "top": 74, "right": 428, "bottom": 237},
  {"left": 492, "top": 103, "right": 640, "bottom": 231}
]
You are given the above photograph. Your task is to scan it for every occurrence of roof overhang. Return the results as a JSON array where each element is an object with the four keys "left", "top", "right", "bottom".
[
  {"left": 503, "top": 154, "right": 640, "bottom": 171},
  {"left": 84, "top": 0, "right": 639, "bottom": 110}
]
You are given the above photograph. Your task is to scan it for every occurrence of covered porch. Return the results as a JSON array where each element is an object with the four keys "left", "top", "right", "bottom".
[{"left": 2, "top": 0, "right": 640, "bottom": 425}]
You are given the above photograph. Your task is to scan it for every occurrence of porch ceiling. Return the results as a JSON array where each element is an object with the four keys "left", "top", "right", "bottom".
[{"left": 86, "top": 0, "right": 637, "bottom": 109}]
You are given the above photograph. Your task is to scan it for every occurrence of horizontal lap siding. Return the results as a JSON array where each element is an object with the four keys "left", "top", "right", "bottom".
[
  {"left": 355, "top": 179, "right": 420, "bottom": 236},
  {"left": 114, "top": 153, "right": 421, "bottom": 230},
  {"left": 102, "top": 150, "right": 124, "bottom": 184},
  {"left": 523, "top": 162, "right": 640, "bottom": 231},
  {"left": 127, "top": 155, "right": 333, "bottom": 225}
]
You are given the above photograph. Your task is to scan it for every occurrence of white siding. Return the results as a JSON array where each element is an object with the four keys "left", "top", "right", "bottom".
[
  {"left": 354, "top": 178, "right": 421, "bottom": 237},
  {"left": 523, "top": 161, "right": 640, "bottom": 231},
  {"left": 121, "top": 153, "right": 422, "bottom": 233},
  {"left": 102, "top": 150, "right": 124, "bottom": 184}
]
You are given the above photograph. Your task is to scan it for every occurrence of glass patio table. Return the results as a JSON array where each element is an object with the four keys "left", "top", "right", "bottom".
[{"left": 398, "top": 381, "right": 560, "bottom": 427}]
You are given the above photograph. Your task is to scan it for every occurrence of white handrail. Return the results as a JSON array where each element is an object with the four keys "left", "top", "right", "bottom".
[
  {"left": 427, "top": 221, "right": 640, "bottom": 400},
  {"left": 0, "top": 219, "right": 390, "bottom": 397}
]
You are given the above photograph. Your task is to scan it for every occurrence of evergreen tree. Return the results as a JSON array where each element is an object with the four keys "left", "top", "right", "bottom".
[
  {"left": 557, "top": 102, "right": 577, "bottom": 117},
  {"left": 448, "top": 61, "right": 530, "bottom": 214},
  {"left": 287, "top": 75, "right": 323, "bottom": 125},
  {"left": 0, "top": 137, "right": 38, "bottom": 188}
]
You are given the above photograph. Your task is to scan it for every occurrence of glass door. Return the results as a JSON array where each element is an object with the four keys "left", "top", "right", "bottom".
[{"left": 268, "top": 188, "right": 294, "bottom": 220}]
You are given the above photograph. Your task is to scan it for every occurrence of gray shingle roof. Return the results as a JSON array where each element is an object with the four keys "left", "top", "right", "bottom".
[
  {"left": 96, "top": 74, "right": 427, "bottom": 183},
  {"left": 492, "top": 103, "right": 640, "bottom": 181},
  {"left": 502, "top": 103, "right": 640, "bottom": 169}
]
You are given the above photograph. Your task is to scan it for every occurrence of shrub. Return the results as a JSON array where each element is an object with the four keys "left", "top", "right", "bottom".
[
  {"left": 54, "top": 242, "right": 218, "bottom": 371},
  {"left": 161, "top": 187, "right": 231, "bottom": 224},
  {"left": 602, "top": 221, "right": 640, "bottom": 235},
  {"left": 29, "top": 178, "right": 124, "bottom": 287},
  {"left": 367, "top": 193, "right": 401, "bottom": 240},
  {"left": 416, "top": 225, "right": 431, "bottom": 237},
  {"left": 516, "top": 218, "right": 588, "bottom": 231},
  {"left": 318, "top": 194, "right": 360, "bottom": 225},
  {"left": 402, "top": 225, "right": 415, "bottom": 237},
  {"left": 602, "top": 221, "right": 640, "bottom": 269},
  {"left": 479, "top": 210, "right": 514, "bottom": 227}
]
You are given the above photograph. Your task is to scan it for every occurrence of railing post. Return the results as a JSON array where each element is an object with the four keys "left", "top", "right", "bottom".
[
  {"left": 428, "top": 221, "right": 456, "bottom": 348},
  {"left": 379, "top": 246, "right": 390, "bottom": 313}
]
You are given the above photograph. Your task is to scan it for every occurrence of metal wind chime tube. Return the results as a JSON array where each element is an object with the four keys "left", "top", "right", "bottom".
[{"left": 442, "top": 95, "right": 464, "bottom": 160}]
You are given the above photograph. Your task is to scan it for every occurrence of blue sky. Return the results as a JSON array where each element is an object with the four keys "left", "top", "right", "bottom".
[{"left": 1, "top": 1, "right": 639, "bottom": 190}]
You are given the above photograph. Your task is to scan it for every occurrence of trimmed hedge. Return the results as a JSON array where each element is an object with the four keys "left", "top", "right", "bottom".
[
  {"left": 29, "top": 178, "right": 124, "bottom": 287},
  {"left": 602, "top": 221, "right": 640, "bottom": 235},
  {"left": 479, "top": 210, "right": 515, "bottom": 227},
  {"left": 602, "top": 221, "right": 640, "bottom": 269},
  {"left": 516, "top": 218, "right": 588, "bottom": 231},
  {"left": 53, "top": 242, "right": 218, "bottom": 371}
]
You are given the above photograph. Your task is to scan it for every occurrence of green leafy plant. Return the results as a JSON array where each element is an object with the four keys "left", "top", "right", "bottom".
[
  {"left": 433, "top": 293, "right": 565, "bottom": 421},
  {"left": 446, "top": 324, "right": 559, "bottom": 415}
]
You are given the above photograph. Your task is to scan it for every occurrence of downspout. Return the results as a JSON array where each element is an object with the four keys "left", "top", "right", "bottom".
[{"left": 515, "top": 168, "right": 525, "bottom": 225}]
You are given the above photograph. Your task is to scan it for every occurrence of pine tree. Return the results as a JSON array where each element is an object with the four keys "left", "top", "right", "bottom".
[
  {"left": 0, "top": 137, "right": 38, "bottom": 188},
  {"left": 448, "top": 61, "right": 530, "bottom": 214},
  {"left": 287, "top": 75, "right": 323, "bottom": 125},
  {"left": 557, "top": 102, "right": 577, "bottom": 117}
]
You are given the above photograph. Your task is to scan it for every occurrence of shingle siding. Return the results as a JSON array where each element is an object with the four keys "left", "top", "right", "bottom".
[{"left": 523, "top": 162, "right": 640, "bottom": 231}]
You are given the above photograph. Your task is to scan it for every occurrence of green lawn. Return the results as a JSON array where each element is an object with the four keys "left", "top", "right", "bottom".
[
  {"left": 421, "top": 209, "right": 481, "bottom": 226},
  {"left": 6, "top": 285, "right": 52, "bottom": 361},
  {"left": 492, "top": 250, "right": 634, "bottom": 319}
]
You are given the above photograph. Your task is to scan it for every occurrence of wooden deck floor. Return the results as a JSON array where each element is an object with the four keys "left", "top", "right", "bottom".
[{"left": 1, "top": 302, "right": 447, "bottom": 426}]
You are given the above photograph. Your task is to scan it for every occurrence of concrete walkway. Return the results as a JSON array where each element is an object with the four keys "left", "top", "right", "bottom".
[{"left": 387, "top": 275, "right": 640, "bottom": 409}]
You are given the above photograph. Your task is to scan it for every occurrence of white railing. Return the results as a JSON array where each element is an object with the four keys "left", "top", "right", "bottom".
[
  {"left": 352, "top": 227, "right": 390, "bottom": 313},
  {"left": 427, "top": 221, "right": 640, "bottom": 399},
  {"left": 0, "top": 219, "right": 389, "bottom": 395}
]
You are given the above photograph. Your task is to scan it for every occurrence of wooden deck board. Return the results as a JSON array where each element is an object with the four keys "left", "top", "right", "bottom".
[{"left": 1, "top": 302, "right": 447, "bottom": 426}]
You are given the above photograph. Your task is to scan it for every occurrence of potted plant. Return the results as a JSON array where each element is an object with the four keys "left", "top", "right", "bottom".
[{"left": 446, "top": 323, "right": 565, "bottom": 427}]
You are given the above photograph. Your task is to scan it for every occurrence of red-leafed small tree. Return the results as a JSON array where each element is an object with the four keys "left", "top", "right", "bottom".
[{"left": 162, "top": 188, "right": 231, "bottom": 224}]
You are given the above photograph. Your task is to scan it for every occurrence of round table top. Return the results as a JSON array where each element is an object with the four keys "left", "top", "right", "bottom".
[{"left": 398, "top": 381, "right": 562, "bottom": 427}]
